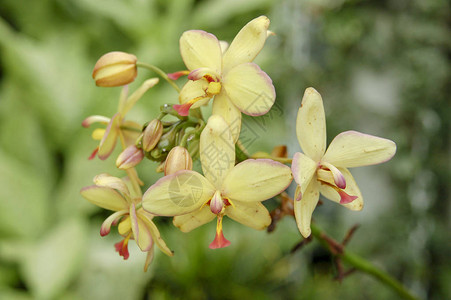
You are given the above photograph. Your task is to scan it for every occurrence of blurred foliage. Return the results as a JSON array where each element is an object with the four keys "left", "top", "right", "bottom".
[{"left": 0, "top": 0, "right": 449, "bottom": 299}]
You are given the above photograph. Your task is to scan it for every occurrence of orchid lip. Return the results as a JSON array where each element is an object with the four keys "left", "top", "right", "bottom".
[
  {"left": 209, "top": 215, "right": 231, "bottom": 249},
  {"left": 319, "top": 161, "right": 346, "bottom": 189},
  {"left": 323, "top": 182, "right": 358, "bottom": 205}
]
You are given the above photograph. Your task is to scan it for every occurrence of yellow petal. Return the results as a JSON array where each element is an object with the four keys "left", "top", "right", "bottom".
[
  {"left": 200, "top": 115, "right": 235, "bottom": 187},
  {"left": 223, "top": 63, "right": 275, "bottom": 116},
  {"left": 222, "top": 16, "right": 270, "bottom": 71},
  {"left": 80, "top": 185, "right": 128, "bottom": 211},
  {"left": 91, "top": 128, "right": 106, "bottom": 141},
  {"left": 98, "top": 113, "right": 121, "bottom": 160},
  {"left": 100, "top": 210, "right": 128, "bottom": 236},
  {"left": 322, "top": 131, "right": 397, "bottom": 168},
  {"left": 222, "top": 159, "right": 292, "bottom": 202},
  {"left": 118, "top": 216, "right": 131, "bottom": 235},
  {"left": 142, "top": 170, "right": 215, "bottom": 216},
  {"left": 180, "top": 30, "right": 222, "bottom": 73},
  {"left": 130, "top": 204, "right": 153, "bottom": 252},
  {"left": 212, "top": 92, "right": 242, "bottom": 143},
  {"left": 93, "top": 173, "right": 130, "bottom": 197},
  {"left": 139, "top": 210, "right": 174, "bottom": 256},
  {"left": 294, "top": 178, "right": 320, "bottom": 238},
  {"left": 173, "top": 206, "right": 216, "bottom": 232},
  {"left": 291, "top": 152, "right": 317, "bottom": 197},
  {"left": 319, "top": 167, "right": 363, "bottom": 211},
  {"left": 296, "top": 88, "right": 326, "bottom": 162},
  {"left": 225, "top": 201, "right": 271, "bottom": 230},
  {"left": 179, "top": 79, "right": 211, "bottom": 107}
]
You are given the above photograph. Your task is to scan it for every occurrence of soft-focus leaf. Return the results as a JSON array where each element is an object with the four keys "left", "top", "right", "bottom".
[{"left": 21, "top": 219, "right": 87, "bottom": 299}]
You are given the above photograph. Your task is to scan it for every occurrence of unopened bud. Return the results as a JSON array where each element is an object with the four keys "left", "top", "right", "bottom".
[
  {"left": 142, "top": 119, "right": 163, "bottom": 152},
  {"left": 116, "top": 145, "right": 144, "bottom": 169},
  {"left": 164, "top": 146, "right": 193, "bottom": 175},
  {"left": 92, "top": 51, "right": 137, "bottom": 87}
]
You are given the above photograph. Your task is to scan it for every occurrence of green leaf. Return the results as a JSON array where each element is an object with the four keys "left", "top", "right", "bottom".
[{"left": 21, "top": 219, "right": 87, "bottom": 300}]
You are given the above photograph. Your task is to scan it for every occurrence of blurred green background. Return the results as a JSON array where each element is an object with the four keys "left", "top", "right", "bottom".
[{"left": 0, "top": 0, "right": 449, "bottom": 299}]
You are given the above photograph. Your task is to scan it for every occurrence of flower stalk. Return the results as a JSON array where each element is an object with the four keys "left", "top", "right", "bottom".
[{"left": 310, "top": 223, "right": 419, "bottom": 300}]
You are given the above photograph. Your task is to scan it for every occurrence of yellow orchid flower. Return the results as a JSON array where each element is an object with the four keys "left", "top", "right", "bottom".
[
  {"left": 82, "top": 78, "right": 159, "bottom": 160},
  {"left": 142, "top": 115, "right": 292, "bottom": 249},
  {"left": 80, "top": 173, "right": 173, "bottom": 271},
  {"left": 173, "top": 16, "right": 276, "bottom": 142},
  {"left": 291, "top": 88, "right": 397, "bottom": 238}
]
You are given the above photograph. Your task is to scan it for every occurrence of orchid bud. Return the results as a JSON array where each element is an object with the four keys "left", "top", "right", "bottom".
[
  {"left": 116, "top": 145, "right": 144, "bottom": 169},
  {"left": 92, "top": 51, "right": 137, "bottom": 87},
  {"left": 164, "top": 146, "right": 193, "bottom": 175},
  {"left": 142, "top": 119, "right": 163, "bottom": 152}
]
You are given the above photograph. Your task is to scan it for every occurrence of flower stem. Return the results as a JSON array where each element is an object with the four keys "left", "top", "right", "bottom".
[
  {"left": 136, "top": 62, "right": 180, "bottom": 93},
  {"left": 251, "top": 151, "right": 292, "bottom": 164},
  {"left": 310, "top": 224, "right": 419, "bottom": 300}
]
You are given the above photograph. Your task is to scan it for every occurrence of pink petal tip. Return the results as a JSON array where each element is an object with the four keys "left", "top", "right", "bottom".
[{"left": 173, "top": 103, "right": 193, "bottom": 116}]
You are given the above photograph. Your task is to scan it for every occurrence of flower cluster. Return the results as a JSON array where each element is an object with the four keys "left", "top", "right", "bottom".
[{"left": 81, "top": 16, "right": 396, "bottom": 271}]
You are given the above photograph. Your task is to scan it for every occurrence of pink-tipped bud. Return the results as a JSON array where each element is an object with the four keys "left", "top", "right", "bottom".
[
  {"left": 116, "top": 145, "right": 144, "bottom": 169},
  {"left": 164, "top": 146, "right": 193, "bottom": 175},
  {"left": 209, "top": 191, "right": 224, "bottom": 215},
  {"left": 92, "top": 51, "right": 137, "bottom": 87},
  {"left": 142, "top": 119, "right": 163, "bottom": 152}
]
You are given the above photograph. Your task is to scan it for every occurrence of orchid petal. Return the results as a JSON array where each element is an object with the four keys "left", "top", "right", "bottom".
[
  {"left": 121, "top": 78, "right": 159, "bottom": 115},
  {"left": 98, "top": 113, "right": 121, "bottom": 160},
  {"left": 200, "top": 115, "right": 235, "bottom": 187},
  {"left": 91, "top": 129, "right": 105, "bottom": 141},
  {"left": 143, "top": 247, "right": 155, "bottom": 272},
  {"left": 139, "top": 210, "right": 174, "bottom": 256},
  {"left": 319, "top": 167, "right": 363, "bottom": 211},
  {"left": 180, "top": 30, "right": 222, "bottom": 73},
  {"left": 296, "top": 88, "right": 326, "bottom": 162},
  {"left": 142, "top": 170, "right": 215, "bottom": 216},
  {"left": 93, "top": 173, "right": 130, "bottom": 197},
  {"left": 294, "top": 178, "right": 320, "bottom": 238},
  {"left": 291, "top": 152, "right": 317, "bottom": 197},
  {"left": 222, "top": 159, "right": 292, "bottom": 202},
  {"left": 225, "top": 201, "right": 271, "bottom": 230},
  {"left": 122, "top": 120, "right": 142, "bottom": 131},
  {"left": 322, "top": 131, "right": 397, "bottom": 168},
  {"left": 212, "top": 92, "right": 242, "bottom": 143},
  {"left": 223, "top": 63, "right": 275, "bottom": 116},
  {"left": 100, "top": 210, "right": 128, "bottom": 236},
  {"left": 82, "top": 115, "right": 110, "bottom": 128},
  {"left": 219, "top": 41, "right": 229, "bottom": 54},
  {"left": 130, "top": 204, "right": 153, "bottom": 252},
  {"left": 319, "top": 161, "right": 346, "bottom": 189},
  {"left": 179, "top": 79, "right": 211, "bottom": 106},
  {"left": 188, "top": 68, "right": 220, "bottom": 82},
  {"left": 173, "top": 206, "right": 216, "bottom": 232},
  {"left": 222, "top": 16, "right": 270, "bottom": 71},
  {"left": 80, "top": 185, "right": 128, "bottom": 211},
  {"left": 118, "top": 216, "right": 131, "bottom": 235}
]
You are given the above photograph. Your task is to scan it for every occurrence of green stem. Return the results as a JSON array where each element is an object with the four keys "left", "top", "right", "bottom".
[
  {"left": 251, "top": 152, "right": 292, "bottom": 164},
  {"left": 310, "top": 224, "right": 419, "bottom": 300},
  {"left": 136, "top": 62, "right": 180, "bottom": 93}
]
